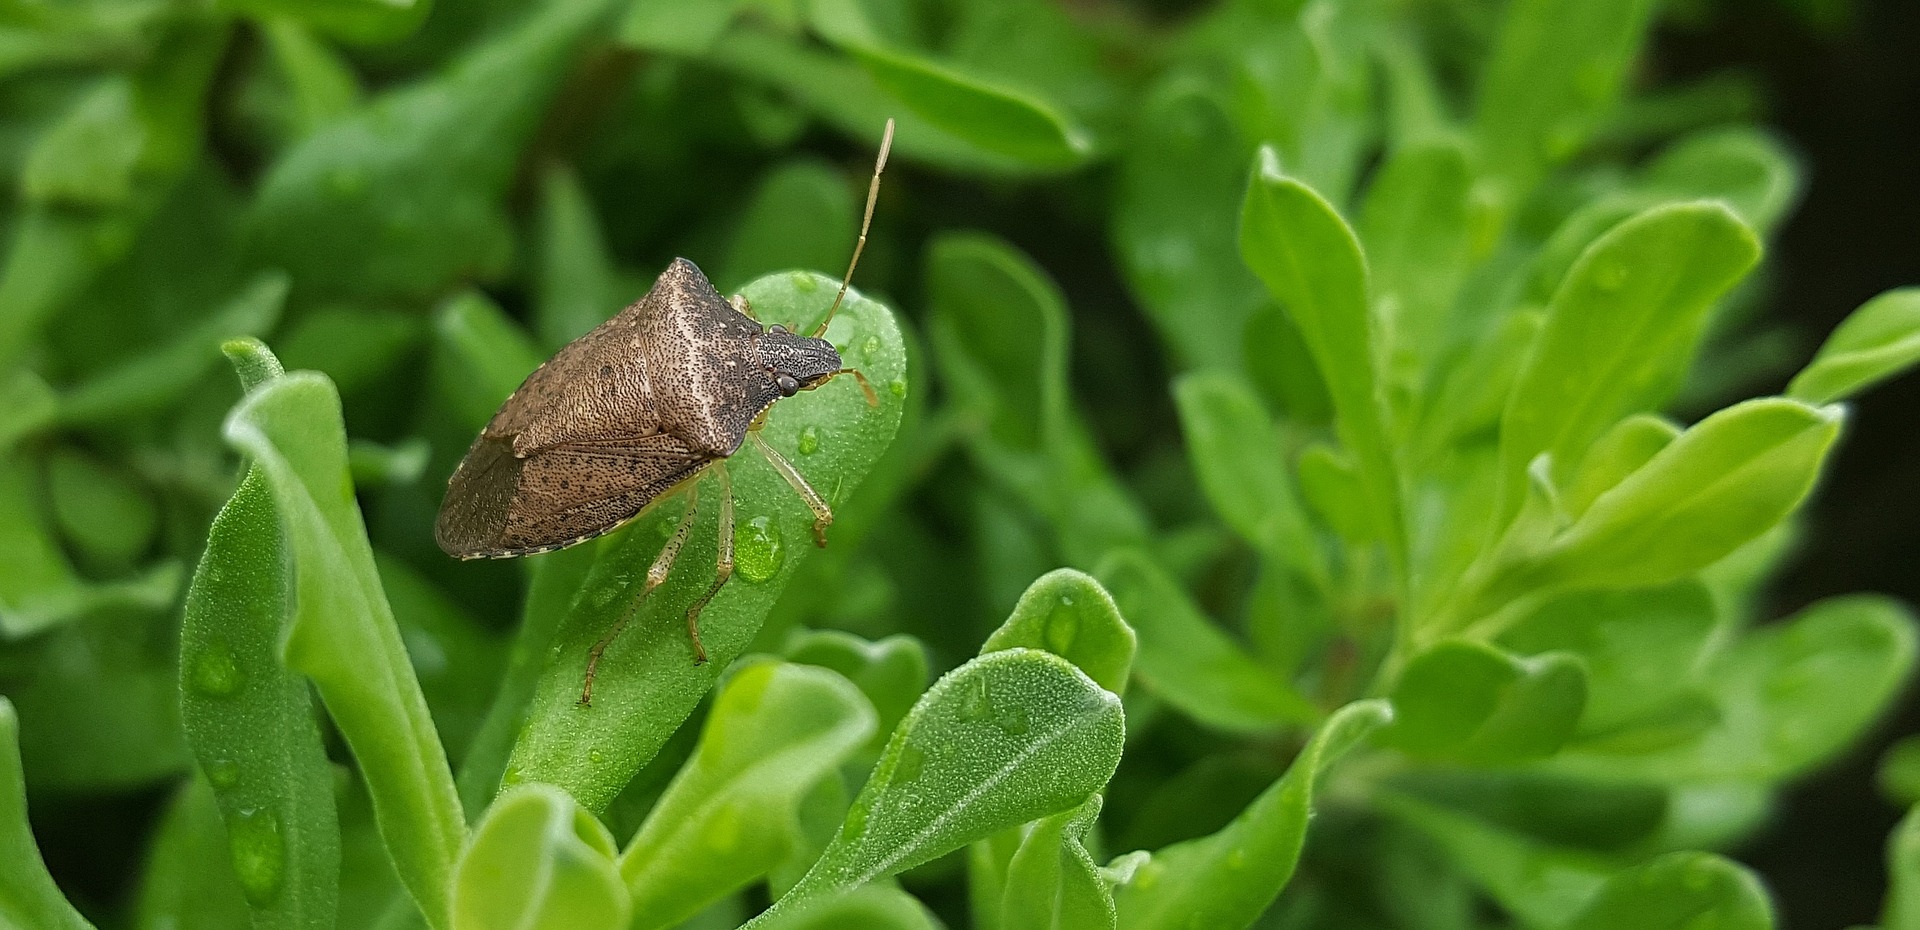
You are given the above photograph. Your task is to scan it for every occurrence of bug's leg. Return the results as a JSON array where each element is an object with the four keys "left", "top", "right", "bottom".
[
  {"left": 580, "top": 487, "right": 698, "bottom": 706},
  {"left": 681, "top": 464, "right": 734, "bottom": 665},
  {"left": 749, "top": 431, "right": 833, "bottom": 547}
]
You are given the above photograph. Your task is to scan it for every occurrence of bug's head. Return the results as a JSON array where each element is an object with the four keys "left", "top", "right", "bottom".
[{"left": 758, "top": 324, "right": 880, "bottom": 406}]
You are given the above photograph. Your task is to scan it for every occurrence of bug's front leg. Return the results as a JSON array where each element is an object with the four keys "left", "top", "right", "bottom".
[
  {"left": 681, "top": 463, "right": 734, "bottom": 664},
  {"left": 749, "top": 431, "right": 832, "bottom": 547}
]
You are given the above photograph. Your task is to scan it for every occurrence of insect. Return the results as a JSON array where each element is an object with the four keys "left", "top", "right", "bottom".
[{"left": 435, "top": 120, "right": 894, "bottom": 705}]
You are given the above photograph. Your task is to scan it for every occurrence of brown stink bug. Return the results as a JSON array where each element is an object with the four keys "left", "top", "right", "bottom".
[{"left": 434, "top": 120, "right": 894, "bottom": 704}]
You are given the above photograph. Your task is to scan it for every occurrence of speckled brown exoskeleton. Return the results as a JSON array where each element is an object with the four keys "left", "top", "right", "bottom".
[{"left": 435, "top": 120, "right": 893, "bottom": 705}]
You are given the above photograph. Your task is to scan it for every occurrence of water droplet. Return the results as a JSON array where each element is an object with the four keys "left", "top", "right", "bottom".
[
  {"left": 205, "top": 758, "right": 240, "bottom": 789},
  {"left": 228, "top": 807, "right": 285, "bottom": 906},
  {"left": 734, "top": 516, "right": 784, "bottom": 583},
  {"left": 791, "top": 271, "right": 819, "bottom": 292},
  {"left": 992, "top": 703, "right": 1030, "bottom": 736},
  {"left": 1045, "top": 599, "right": 1081, "bottom": 657},
  {"left": 888, "top": 378, "right": 907, "bottom": 398},
  {"left": 189, "top": 638, "right": 244, "bottom": 697},
  {"left": 841, "top": 800, "right": 869, "bottom": 841},
  {"left": 894, "top": 742, "right": 927, "bottom": 783},
  {"left": 502, "top": 765, "right": 523, "bottom": 786},
  {"left": 959, "top": 675, "right": 993, "bottom": 722},
  {"left": 797, "top": 425, "right": 821, "bottom": 456},
  {"left": 861, "top": 335, "right": 880, "bottom": 360}
]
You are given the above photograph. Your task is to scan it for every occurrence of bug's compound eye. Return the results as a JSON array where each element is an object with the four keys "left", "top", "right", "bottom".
[
  {"left": 768, "top": 323, "right": 788, "bottom": 335},
  {"left": 776, "top": 373, "right": 801, "bottom": 396}
]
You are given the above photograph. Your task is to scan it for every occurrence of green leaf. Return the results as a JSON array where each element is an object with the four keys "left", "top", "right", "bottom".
[
  {"left": 1172, "top": 372, "right": 1324, "bottom": 584},
  {"left": 1000, "top": 796, "right": 1114, "bottom": 930},
  {"left": 1520, "top": 397, "right": 1841, "bottom": 595},
  {"left": 1579, "top": 595, "right": 1918, "bottom": 783},
  {"left": 260, "top": 19, "right": 361, "bottom": 137},
  {"left": 756, "top": 648, "right": 1125, "bottom": 923},
  {"left": 1564, "top": 852, "right": 1772, "bottom": 930},
  {"left": 1240, "top": 154, "right": 1405, "bottom": 568},
  {"left": 1882, "top": 737, "right": 1920, "bottom": 809},
  {"left": 1502, "top": 583, "right": 1716, "bottom": 744},
  {"left": 0, "top": 456, "right": 177, "bottom": 639},
  {"left": 1296, "top": 443, "right": 1372, "bottom": 545},
  {"left": 0, "top": 696, "right": 95, "bottom": 930},
  {"left": 1497, "top": 202, "right": 1761, "bottom": 525},
  {"left": 1641, "top": 127, "right": 1802, "bottom": 234},
  {"left": 618, "top": 661, "right": 877, "bottom": 930},
  {"left": 451, "top": 784, "right": 629, "bottom": 930},
  {"left": 21, "top": 76, "right": 144, "bottom": 206},
  {"left": 377, "top": 554, "right": 506, "bottom": 760},
  {"left": 808, "top": 0, "right": 1090, "bottom": 169},
  {"left": 1887, "top": 805, "right": 1920, "bottom": 930},
  {"left": 531, "top": 164, "right": 629, "bottom": 349},
  {"left": 925, "top": 232, "right": 1150, "bottom": 564},
  {"left": 1112, "top": 78, "right": 1261, "bottom": 371},
  {"left": 1380, "top": 793, "right": 1611, "bottom": 928},
  {"left": 181, "top": 453, "right": 339, "bottom": 926},
  {"left": 59, "top": 271, "right": 288, "bottom": 426},
  {"left": 1789, "top": 288, "right": 1920, "bottom": 404},
  {"left": 504, "top": 272, "right": 906, "bottom": 812},
  {"left": 1475, "top": 0, "right": 1660, "bottom": 199},
  {"left": 221, "top": 0, "right": 430, "bottom": 44},
  {"left": 431, "top": 291, "right": 546, "bottom": 435},
  {"left": 1097, "top": 549, "right": 1318, "bottom": 732},
  {"left": 1113, "top": 699, "right": 1392, "bottom": 930},
  {"left": 716, "top": 159, "right": 858, "bottom": 294},
  {"left": 784, "top": 630, "right": 930, "bottom": 755},
  {"left": 756, "top": 883, "right": 938, "bottom": 930},
  {"left": 132, "top": 779, "right": 253, "bottom": 930},
  {"left": 223, "top": 367, "right": 464, "bottom": 929},
  {"left": 1358, "top": 138, "right": 1474, "bottom": 389},
  {"left": 620, "top": 0, "right": 740, "bottom": 54},
  {"left": 1387, "top": 639, "right": 1587, "bottom": 764},
  {"left": 982, "top": 568, "right": 1137, "bottom": 694},
  {"left": 246, "top": 0, "right": 623, "bottom": 301},
  {"left": 45, "top": 447, "right": 158, "bottom": 568},
  {"left": 1560, "top": 414, "right": 1681, "bottom": 521}
]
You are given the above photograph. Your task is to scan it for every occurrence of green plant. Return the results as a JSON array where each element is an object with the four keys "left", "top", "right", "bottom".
[{"left": 3, "top": 0, "right": 1919, "bottom": 928}]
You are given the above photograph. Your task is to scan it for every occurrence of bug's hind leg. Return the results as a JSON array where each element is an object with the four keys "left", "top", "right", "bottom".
[
  {"left": 749, "top": 431, "right": 833, "bottom": 547},
  {"left": 681, "top": 464, "right": 734, "bottom": 664},
  {"left": 580, "top": 486, "right": 698, "bottom": 706}
]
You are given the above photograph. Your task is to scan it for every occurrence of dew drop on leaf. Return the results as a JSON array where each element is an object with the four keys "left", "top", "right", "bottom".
[
  {"left": 189, "top": 637, "right": 244, "bottom": 697},
  {"left": 959, "top": 674, "right": 993, "bottom": 722},
  {"left": 791, "top": 271, "right": 820, "bottom": 292},
  {"left": 888, "top": 378, "right": 907, "bottom": 398},
  {"left": 862, "top": 335, "right": 880, "bottom": 360},
  {"left": 1045, "top": 597, "right": 1081, "bottom": 656},
  {"left": 798, "top": 425, "right": 821, "bottom": 456},
  {"left": 735, "top": 515, "right": 784, "bottom": 583},
  {"left": 228, "top": 807, "right": 285, "bottom": 906},
  {"left": 894, "top": 742, "right": 927, "bottom": 783},
  {"left": 205, "top": 758, "right": 240, "bottom": 789}
]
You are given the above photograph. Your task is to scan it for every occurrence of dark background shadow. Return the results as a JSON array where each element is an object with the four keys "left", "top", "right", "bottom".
[{"left": 1661, "top": 1, "right": 1920, "bottom": 926}]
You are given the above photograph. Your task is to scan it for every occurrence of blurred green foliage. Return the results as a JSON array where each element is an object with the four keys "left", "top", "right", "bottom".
[{"left": 2, "top": 0, "right": 1919, "bottom": 928}]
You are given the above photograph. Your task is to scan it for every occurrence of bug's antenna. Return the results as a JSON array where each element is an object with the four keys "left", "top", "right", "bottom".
[{"left": 813, "top": 118, "right": 894, "bottom": 339}]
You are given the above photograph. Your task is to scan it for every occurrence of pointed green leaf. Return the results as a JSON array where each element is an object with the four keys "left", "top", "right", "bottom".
[
  {"left": 1173, "top": 372, "right": 1324, "bottom": 583},
  {"left": 182, "top": 404, "right": 339, "bottom": 929},
  {"left": 1114, "top": 699, "right": 1391, "bottom": 930},
  {"left": 224, "top": 369, "right": 463, "bottom": 929},
  {"left": 1790, "top": 288, "right": 1920, "bottom": 404},
  {"left": 1498, "top": 202, "right": 1760, "bottom": 525},
  {"left": 452, "top": 784, "right": 629, "bottom": 930},
  {"left": 0, "top": 696, "right": 95, "bottom": 930},
  {"left": 1387, "top": 639, "right": 1587, "bottom": 764},
  {"left": 1565, "top": 852, "right": 1772, "bottom": 930},
  {"left": 1381, "top": 793, "right": 1611, "bottom": 928},
  {"left": 982, "top": 568, "right": 1137, "bottom": 694},
  {"left": 1097, "top": 550, "right": 1318, "bottom": 732},
  {"left": 1000, "top": 796, "right": 1114, "bottom": 930},
  {"left": 619, "top": 662, "right": 877, "bottom": 930},
  {"left": 1240, "top": 154, "right": 1404, "bottom": 567},
  {"left": 757, "top": 648, "right": 1125, "bottom": 923}
]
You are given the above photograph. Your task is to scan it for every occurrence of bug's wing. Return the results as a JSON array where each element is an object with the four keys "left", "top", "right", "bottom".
[{"left": 435, "top": 433, "right": 713, "bottom": 558}]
